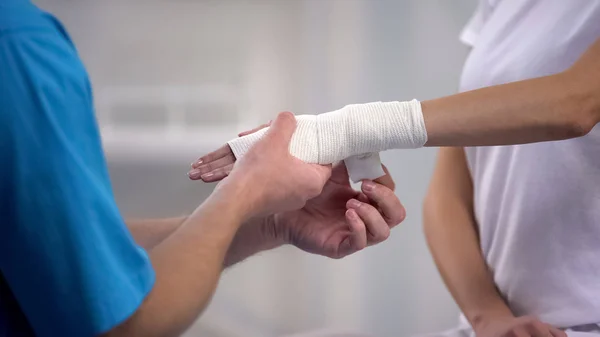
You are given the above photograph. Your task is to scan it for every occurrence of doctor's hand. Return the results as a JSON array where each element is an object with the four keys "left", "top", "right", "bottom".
[
  {"left": 214, "top": 112, "right": 331, "bottom": 218},
  {"left": 268, "top": 162, "right": 405, "bottom": 258}
]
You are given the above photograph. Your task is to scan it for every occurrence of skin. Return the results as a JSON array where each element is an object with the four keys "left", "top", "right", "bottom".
[
  {"left": 424, "top": 148, "right": 567, "bottom": 337},
  {"left": 423, "top": 37, "right": 600, "bottom": 147},
  {"left": 420, "top": 34, "right": 600, "bottom": 337},
  {"left": 189, "top": 35, "right": 600, "bottom": 337},
  {"left": 103, "top": 112, "right": 406, "bottom": 337},
  {"left": 126, "top": 163, "right": 403, "bottom": 262},
  {"left": 190, "top": 38, "right": 600, "bottom": 182}
]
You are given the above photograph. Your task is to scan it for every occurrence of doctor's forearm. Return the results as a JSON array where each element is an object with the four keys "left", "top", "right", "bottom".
[
  {"left": 127, "top": 217, "right": 186, "bottom": 250},
  {"left": 223, "top": 215, "right": 283, "bottom": 267},
  {"left": 127, "top": 215, "right": 281, "bottom": 268},
  {"left": 106, "top": 183, "right": 256, "bottom": 337}
]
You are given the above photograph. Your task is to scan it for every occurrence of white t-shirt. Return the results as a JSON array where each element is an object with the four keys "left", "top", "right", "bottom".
[{"left": 459, "top": 0, "right": 600, "bottom": 329}]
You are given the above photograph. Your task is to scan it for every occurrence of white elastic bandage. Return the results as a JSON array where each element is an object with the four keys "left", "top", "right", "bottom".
[{"left": 228, "top": 99, "right": 427, "bottom": 182}]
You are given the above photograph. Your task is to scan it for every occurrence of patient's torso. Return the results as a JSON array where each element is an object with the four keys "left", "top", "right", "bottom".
[{"left": 459, "top": 0, "right": 600, "bottom": 328}]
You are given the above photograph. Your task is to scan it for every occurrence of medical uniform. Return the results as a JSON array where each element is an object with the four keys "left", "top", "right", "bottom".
[{"left": 0, "top": 1, "right": 155, "bottom": 336}]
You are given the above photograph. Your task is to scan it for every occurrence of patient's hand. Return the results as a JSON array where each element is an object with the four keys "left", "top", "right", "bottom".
[
  {"left": 189, "top": 120, "right": 405, "bottom": 257},
  {"left": 187, "top": 121, "right": 271, "bottom": 182},
  {"left": 474, "top": 316, "right": 566, "bottom": 337}
]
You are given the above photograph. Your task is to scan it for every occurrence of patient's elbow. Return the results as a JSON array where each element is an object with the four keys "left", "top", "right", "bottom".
[
  {"left": 561, "top": 82, "right": 600, "bottom": 138},
  {"left": 564, "top": 108, "right": 598, "bottom": 138}
]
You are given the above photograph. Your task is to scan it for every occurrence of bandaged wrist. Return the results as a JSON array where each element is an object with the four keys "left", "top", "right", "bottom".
[{"left": 228, "top": 99, "right": 427, "bottom": 181}]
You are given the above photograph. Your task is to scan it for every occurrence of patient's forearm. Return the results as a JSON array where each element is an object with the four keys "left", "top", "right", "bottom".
[
  {"left": 424, "top": 148, "right": 513, "bottom": 328},
  {"left": 422, "top": 71, "right": 599, "bottom": 147},
  {"left": 424, "top": 38, "right": 600, "bottom": 147},
  {"left": 228, "top": 39, "right": 600, "bottom": 166}
]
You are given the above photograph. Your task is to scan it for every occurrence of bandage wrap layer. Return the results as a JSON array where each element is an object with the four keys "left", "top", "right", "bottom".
[{"left": 228, "top": 99, "right": 428, "bottom": 182}]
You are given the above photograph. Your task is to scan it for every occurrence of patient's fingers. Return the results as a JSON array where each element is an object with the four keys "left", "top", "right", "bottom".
[
  {"left": 191, "top": 144, "right": 233, "bottom": 169},
  {"left": 526, "top": 320, "right": 552, "bottom": 337},
  {"left": 548, "top": 326, "right": 566, "bottom": 337},
  {"left": 196, "top": 164, "right": 234, "bottom": 182},
  {"left": 191, "top": 121, "right": 270, "bottom": 171},
  {"left": 238, "top": 121, "right": 271, "bottom": 137},
  {"left": 513, "top": 326, "right": 531, "bottom": 337},
  {"left": 188, "top": 153, "right": 236, "bottom": 180}
]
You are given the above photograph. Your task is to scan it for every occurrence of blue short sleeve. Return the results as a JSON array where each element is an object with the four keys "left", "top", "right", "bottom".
[{"left": 0, "top": 8, "right": 155, "bottom": 337}]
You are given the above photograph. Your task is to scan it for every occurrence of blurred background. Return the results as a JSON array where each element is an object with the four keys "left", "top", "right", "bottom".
[{"left": 33, "top": 0, "right": 476, "bottom": 336}]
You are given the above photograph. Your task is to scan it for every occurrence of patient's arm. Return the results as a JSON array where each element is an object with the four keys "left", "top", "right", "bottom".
[
  {"left": 423, "top": 148, "right": 566, "bottom": 337},
  {"left": 423, "top": 36, "right": 600, "bottom": 146},
  {"left": 189, "top": 38, "right": 600, "bottom": 183},
  {"left": 423, "top": 147, "right": 512, "bottom": 326}
]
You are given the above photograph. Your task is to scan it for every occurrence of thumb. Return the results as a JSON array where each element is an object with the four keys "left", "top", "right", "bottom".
[
  {"left": 329, "top": 161, "right": 351, "bottom": 185},
  {"left": 264, "top": 111, "right": 297, "bottom": 149},
  {"left": 373, "top": 164, "right": 395, "bottom": 191}
]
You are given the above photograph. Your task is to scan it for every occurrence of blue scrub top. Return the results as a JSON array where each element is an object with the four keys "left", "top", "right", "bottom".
[{"left": 0, "top": 1, "right": 155, "bottom": 336}]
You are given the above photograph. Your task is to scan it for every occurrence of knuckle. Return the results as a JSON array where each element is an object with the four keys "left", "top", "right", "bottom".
[
  {"left": 394, "top": 207, "right": 407, "bottom": 224},
  {"left": 376, "top": 188, "right": 396, "bottom": 205},
  {"left": 373, "top": 232, "right": 390, "bottom": 243},
  {"left": 280, "top": 111, "right": 294, "bottom": 119},
  {"left": 531, "top": 321, "right": 545, "bottom": 330},
  {"left": 379, "top": 228, "right": 391, "bottom": 241},
  {"left": 389, "top": 181, "right": 396, "bottom": 191},
  {"left": 307, "top": 184, "right": 323, "bottom": 198},
  {"left": 276, "top": 111, "right": 294, "bottom": 124},
  {"left": 331, "top": 253, "right": 346, "bottom": 260},
  {"left": 371, "top": 228, "right": 390, "bottom": 243},
  {"left": 293, "top": 197, "right": 307, "bottom": 210}
]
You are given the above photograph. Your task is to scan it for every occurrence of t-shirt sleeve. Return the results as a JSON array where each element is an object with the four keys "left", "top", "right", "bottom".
[
  {"left": 0, "top": 27, "right": 155, "bottom": 337},
  {"left": 460, "top": 0, "right": 489, "bottom": 47}
]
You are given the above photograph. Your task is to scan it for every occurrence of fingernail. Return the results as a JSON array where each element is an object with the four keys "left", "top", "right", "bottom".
[
  {"left": 348, "top": 199, "right": 361, "bottom": 209},
  {"left": 201, "top": 172, "right": 214, "bottom": 179},
  {"left": 363, "top": 180, "right": 376, "bottom": 192},
  {"left": 188, "top": 169, "right": 201, "bottom": 179},
  {"left": 191, "top": 160, "right": 203, "bottom": 168},
  {"left": 346, "top": 209, "right": 358, "bottom": 219}
]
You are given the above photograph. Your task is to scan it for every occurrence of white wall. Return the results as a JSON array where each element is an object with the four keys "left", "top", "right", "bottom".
[{"left": 34, "top": 1, "right": 476, "bottom": 336}]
